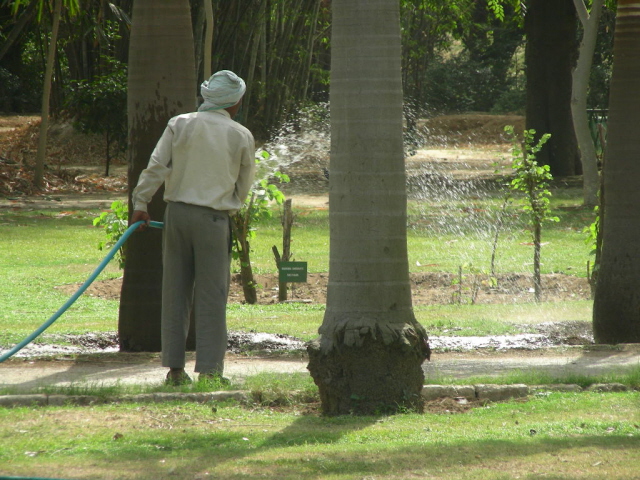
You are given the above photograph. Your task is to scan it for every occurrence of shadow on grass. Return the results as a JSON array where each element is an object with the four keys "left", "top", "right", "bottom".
[{"left": 81, "top": 421, "right": 639, "bottom": 479}]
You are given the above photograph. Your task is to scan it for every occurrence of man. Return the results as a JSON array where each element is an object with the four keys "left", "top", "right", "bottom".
[{"left": 130, "top": 70, "right": 256, "bottom": 385}]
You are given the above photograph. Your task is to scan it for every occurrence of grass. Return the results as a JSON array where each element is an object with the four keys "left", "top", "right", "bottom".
[
  {"left": 417, "top": 301, "right": 593, "bottom": 336},
  {"left": 0, "top": 391, "right": 638, "bottom": 479},
  {"left": 0, "top": 187, "right": 594, "bottom": 347}
]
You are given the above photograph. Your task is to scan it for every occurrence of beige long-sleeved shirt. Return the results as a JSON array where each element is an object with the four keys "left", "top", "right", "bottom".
[{"left": 132, "top": 109, "right": 255, "bottom": 214}]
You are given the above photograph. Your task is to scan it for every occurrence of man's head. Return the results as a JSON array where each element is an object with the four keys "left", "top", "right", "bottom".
[{"left": 199, "top": 70, "right": 246, "bottom": 115}]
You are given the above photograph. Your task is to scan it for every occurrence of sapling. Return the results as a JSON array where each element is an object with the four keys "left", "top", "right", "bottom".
[
  {"left": 505, "top": 125, "right": 556, "bottom": 302},
  {"left": 231, "top": 150, "right": 290, "bottom": 304},
  {"left": 93, "top": 200, "right": 129, "bottom": 269},
  {"left": 583, "top": 205, "right": 601, "bottom": 298}
]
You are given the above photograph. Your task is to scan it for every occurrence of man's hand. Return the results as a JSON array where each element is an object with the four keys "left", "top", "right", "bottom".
[{"left": 130, "top": 210, "right": 151, "bottom": 231}]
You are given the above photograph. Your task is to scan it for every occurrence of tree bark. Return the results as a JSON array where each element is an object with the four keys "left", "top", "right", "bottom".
[
  {"left": 203, "top": 0, "right": 213, "bottom": 80},
  {"left": 118, "top": 0, "right": 196, "bottom": 352},
  {"left": 525, "top": 0, "right": 580, "bottom": 177},
  {"left": 307, "top": 0, "right": 429, "bottom": 415},
  {"left": 592, "top": 0, "right": 640, "bottom": 344},
  {"left": 33, "top": 0, "right": 62, "bottom": 189},
  {"left": 273, "top": 199, "right": 293, "bottom": 302},
  {"left": 571, "top": 0, "right": 603, "bottom": 207}
]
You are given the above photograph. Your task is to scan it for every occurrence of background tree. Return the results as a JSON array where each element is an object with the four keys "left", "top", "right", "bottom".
[
  {"left": 525, "top": 0, "right": 581, "bottom": 177},
  {"left": 118, "top": 0, "right": 196, "bottom": 352},
  {"left": 571, "top": 0, "right": 604, "bottom": 208},
  {"left": 8, "top": 0, "right": 79, "bottom": 188},
  {"left": 592, "top": 0, "right": 640, "bottom": 344},
  {"left": 307, "top": 0, "right": 430, "bottom": 415}
]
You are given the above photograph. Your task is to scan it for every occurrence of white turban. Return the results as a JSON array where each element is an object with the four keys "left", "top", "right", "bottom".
[{"left": 198, "top": 70, "right": 246, "bottom": 112}]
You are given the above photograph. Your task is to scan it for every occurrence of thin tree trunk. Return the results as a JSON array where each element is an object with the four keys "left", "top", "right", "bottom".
[
  {"left": 244, "top": 1, "right": 265, "bottom": 121},
  {"left": 302, "top": 0, "right": 321, "bottom": 100},
  {"left": 33, "top": 0, "right": 62, "bottom": 189},
  {"left": 571, "top": 0, "right": 603, "bottom": 207},
  {"left": 203, "top": 0, "right": 213, "bottom": 79},
  {"left": 533, "top": 223, "right": 542, "bottom": 302},
  {"left": 277, "top": 199, "right": 293, "bottom": 302}
]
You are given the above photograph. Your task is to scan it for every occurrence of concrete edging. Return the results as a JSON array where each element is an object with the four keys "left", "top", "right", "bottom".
[
  {"left": 0, "top": 383, "right": 633, "bottom": 408},
  {"left": 0, "top": 390, "right": 247, "bottom": 408},
  {"left": 420, "top": 382, "right": 632, "bottom": 402}
]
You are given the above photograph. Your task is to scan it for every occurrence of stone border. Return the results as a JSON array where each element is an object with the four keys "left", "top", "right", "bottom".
[
  {"left": 0, "top": 383, "right": 634, "bottom": 408},
  {"left": 0, "top": 390, "right": 247, "bottom": 408},
  {"left": 421, "top": 383, "right": 632, "bottom": 402}
]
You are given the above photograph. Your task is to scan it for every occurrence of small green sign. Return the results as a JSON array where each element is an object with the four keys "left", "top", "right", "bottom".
[{"left": 279, "top": 261, "right": 308, "bottom": 283}]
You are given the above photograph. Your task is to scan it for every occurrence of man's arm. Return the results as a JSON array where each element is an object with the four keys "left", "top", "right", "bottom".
[
  {"left": 130, "top": 124, "right": 174, "bottom": 229},
  {"left": 234, "top": 134, "right": 257, "bottom": 204}
]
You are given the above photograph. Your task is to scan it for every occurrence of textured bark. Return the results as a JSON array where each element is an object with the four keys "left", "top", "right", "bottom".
[
  {"left": 592, "top": 0, "right": 640, "bottom": 344},
  {"left": 118, "top": 0, "right": 196, "bottom": 352},
  {"left": 308, "top": 324, "right": 427, "bottom": 415},
  {"left": 307, "top": 0, "right": 429, "bottom": 415},
  {"left": 525, "top": 0, "right": 580, "bottom": 176}
]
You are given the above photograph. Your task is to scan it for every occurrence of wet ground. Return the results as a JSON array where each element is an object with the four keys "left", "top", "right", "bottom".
[
  {"left": 1, "top": 337, "right": 638, "bottom": 393},
  {"left": 1, "top": 319, "right": 596, "bottom": 360}
]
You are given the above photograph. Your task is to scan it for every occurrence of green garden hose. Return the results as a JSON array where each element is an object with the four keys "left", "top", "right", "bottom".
[{"left": 0, "top": 220, "right": 163, "bottom": 363}]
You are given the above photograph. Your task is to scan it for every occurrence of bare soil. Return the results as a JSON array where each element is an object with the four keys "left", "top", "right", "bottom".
[{"left": 58, "top": 271, "right": 590, "bottom": 307}]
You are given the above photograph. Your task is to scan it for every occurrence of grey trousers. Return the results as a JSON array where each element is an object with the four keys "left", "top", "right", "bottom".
[{"left": 161, "top": 201, "right": 231, "bottom": 374}]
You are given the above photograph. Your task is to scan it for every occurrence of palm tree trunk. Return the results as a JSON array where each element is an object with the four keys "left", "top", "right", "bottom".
[
  {"left": 307, "top": 0, "right": 429, "bottom": 415},
  {"left": 118, "top": 0, "right": 196, "bottom": 352},
  {"left": 592, "top": 0, "right": 640, "bottom": 344}
]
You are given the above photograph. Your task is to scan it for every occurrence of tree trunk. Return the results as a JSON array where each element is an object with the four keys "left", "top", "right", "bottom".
[
  {"left": 571, "top": 0, "right": 603, "bottom": 207},
  {"left": 307, "top": 0, "right": 429, "bottom": 416},
  {"left": 231, "top": 209, "right": 258, "bottom": 305},
  {"left": 592, "top": 0, "right": 640, "bottom": 344},
  {"left": 525, "top": 0, "right": 580, "bottom": 177},
  {"left": 33, "top": 0, "right": 62, "bottom": 189},
  {"left": 203, "top": 0, "right": 213, "bottom": 79},
  {"left": 118, "top": 0, "right": 196, "bottom": 352},
  {"left": 533, "top": 222, "right": 542, "bottom": 302}
]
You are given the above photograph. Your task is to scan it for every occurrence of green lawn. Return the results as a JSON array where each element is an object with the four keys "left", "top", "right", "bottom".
[
  {"left": 0, "top": 186, "right": 595, "bottom": 347},
  {"left": 0, "top": 392, "right": 638, "bottom": 479},
  {"left": 1, "top": 196, "right": 636, "bottom": 480}
]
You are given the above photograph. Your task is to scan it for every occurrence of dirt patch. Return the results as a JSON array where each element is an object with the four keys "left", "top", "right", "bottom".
[
  {"left": 417, "top": 113, "right": 525, "bottom": 145},
  {"left": 0, "top": 116, "right": 127, "bottom": 197},
  {"left": 57, "top": 271, "right": 590, "bottom": 306},
  {"left": 0, "top": 113, "right": 522, "bottom": 198}
]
